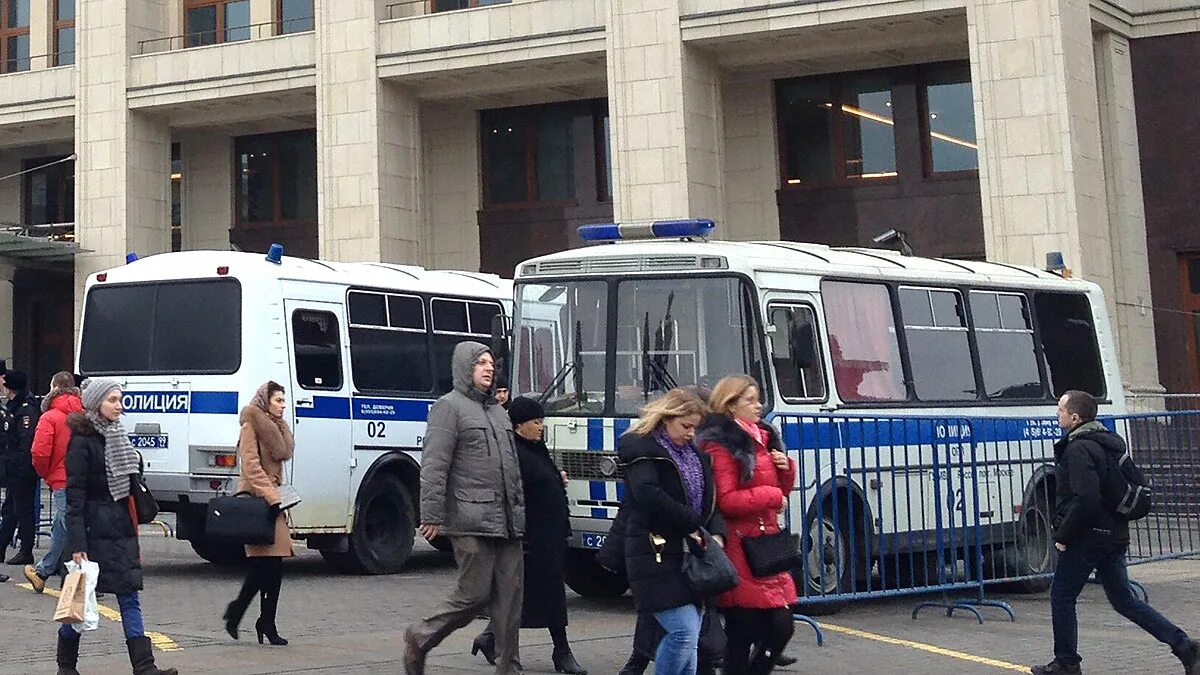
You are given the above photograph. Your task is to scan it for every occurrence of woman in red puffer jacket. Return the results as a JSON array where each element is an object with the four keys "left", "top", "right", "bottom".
[{"left": 697, "top": 375, "right": 797, "bottom": 675}]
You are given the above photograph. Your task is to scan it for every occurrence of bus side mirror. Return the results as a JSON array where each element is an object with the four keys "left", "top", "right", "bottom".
[{"left": 790, "top": 321, "right": 818, "bottom": 370}]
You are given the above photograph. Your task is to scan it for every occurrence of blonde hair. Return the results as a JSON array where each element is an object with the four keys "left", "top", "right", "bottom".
[
  {"left": 625, "top": 388, "right": 708, "bottom": 437},
  {"left": 50, "top": 371, "right": 75, "bottom": 392},
  {"left": 708, "top": 375, "right": 760, "bottom": 417}
]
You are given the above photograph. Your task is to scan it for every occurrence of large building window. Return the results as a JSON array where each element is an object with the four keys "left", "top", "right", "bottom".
[
  {"left": 53, "top": 0, "right": 73, "bottom": 65},
  {"left": 171, "top": 143, "right": 182, "bottom": 252},
  {"left": 185, "top": 0, "right": 250, "bottom": 47},
  {"left": 278, "top": 0, "right": 313, "bottom": 34},
  {"left": 922, "top": 63, "right": 978, "bottom": 174},
  {"left": 778, "top": 73, "right": 897, "bottom": 186},
  {"left": 481, "top": 102, "right": 580, "bottom": 205},
  {"left": 595, "top": 106, "right": 613, "bottom": 201},
  {"left": 431, "top": 0, "right": 510, "bottom": 13},
  {"left": 1, "top": 0, "right": 30, "bottom": 73},
  {"left": 22, "top": 156, "right": 74, "bottom": 226},
  {"left": 235, "top": 130, "right": 317, "bottom": 226}
]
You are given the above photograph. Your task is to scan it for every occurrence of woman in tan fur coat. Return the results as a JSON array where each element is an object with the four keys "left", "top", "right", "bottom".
[{"left": 222, "top": 381, "right": 294, "bottom": 646}]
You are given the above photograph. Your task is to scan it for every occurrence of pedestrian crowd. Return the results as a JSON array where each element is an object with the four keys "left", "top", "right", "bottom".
[{"left": 3, "top": 350, "right": 1200, "bottom": 675}]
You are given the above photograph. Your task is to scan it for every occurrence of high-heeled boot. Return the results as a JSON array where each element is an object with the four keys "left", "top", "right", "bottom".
[
  {"left": 471, "top": 630, "right": 497, "bottom": 665},
  {"left": 552, "top": 646, "right": 588, "bottom": 674},
  {"left": 256, "top": 585, "right": 288, "bottom": 646}
]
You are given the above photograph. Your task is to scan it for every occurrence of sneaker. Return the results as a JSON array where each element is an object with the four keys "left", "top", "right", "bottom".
[
  {"left": 0, "top": 573, "right": 8, "bottom": 583},
  {"left": 1031, "top": 661, "right": 1082, "bottom": 674},
  {"left": 1176, "top": 638, "right": 1200, "bottom": 675},
  {"left": 23, "top": 565, "right": 45, "bottom": 593},
  {"left": 5, "top": 551, "right": 34, "bottom": 566}
]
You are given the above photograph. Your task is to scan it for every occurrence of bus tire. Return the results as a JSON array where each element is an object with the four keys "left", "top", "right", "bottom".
[
  {"left": 796, "top": 502, "right": 869, "bottom": 612},
  {"left": 563, "top": 549, "right": 628, "bottom": 598},
  {"left": 985, "top": 488, "right": 1055, "bottom": 594},
  {"left": 329, "top": 474, "right": 416, "bottom": 575},
  {"left": 190, "top": 539, "right": 246, "bottom": 567}
]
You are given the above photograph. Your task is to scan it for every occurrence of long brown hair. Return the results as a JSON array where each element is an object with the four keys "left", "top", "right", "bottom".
[
  {"left": 708, "top": 375, "right": 760, "bottom": 418},
  {"left": 625, "top": 388, "right": 708, "bottom": 437}
]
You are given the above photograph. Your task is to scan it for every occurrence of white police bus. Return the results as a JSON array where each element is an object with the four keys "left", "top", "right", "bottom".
[
  {"left": 509, "top": 220, "right": 1124, "bottom": 599},
  {"left": 77, "top": 246, "right": 510, "bottom": 573}
]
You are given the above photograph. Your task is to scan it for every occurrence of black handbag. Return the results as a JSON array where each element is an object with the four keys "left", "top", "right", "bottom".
[
  {"left": 130, "top": 473, "right": 159, "bottom": 525},
  {"left": 205, "top": 491, "right": 275, "bottom": 546},
  {"left": 681, "top": 528, "right": 739, "bottom": 597},
  {"left": 742, "top": 518, "right": 802, "bottom": 577}
]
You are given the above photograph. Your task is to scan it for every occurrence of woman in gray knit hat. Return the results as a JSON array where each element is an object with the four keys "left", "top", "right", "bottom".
[{"left": 55, "top": 378, "right": 178, "bottom": 675}]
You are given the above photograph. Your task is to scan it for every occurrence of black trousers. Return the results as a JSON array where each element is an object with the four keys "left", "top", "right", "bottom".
[
  {"left": 231, "top": 556, "right": 285, "bottom": 625},
  {"left": 0, "top": 477, "right": 38, "bottom": 554},
  {"left": 721, "top": 607, "right": 794, "bottom": 675}
]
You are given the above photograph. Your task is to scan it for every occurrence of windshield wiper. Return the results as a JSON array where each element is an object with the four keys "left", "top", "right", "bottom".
[
  {"left": 640, "top": 295, "right": 678, "bottom": 400},
  {"left": 538, "top": 320, "right": 585, "bottom": 407}
]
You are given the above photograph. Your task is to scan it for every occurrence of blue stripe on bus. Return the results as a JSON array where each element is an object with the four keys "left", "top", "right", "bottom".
[
  {"left": 296, "top": 396, "right": 353, "bottom": 420},
  {"left": 587, "top": 419, "right": 604, "bottom": 451},
  {"left": 591, "top": 508, "right": 608, "bottom": 519},
  {"left": 616, "top": 482, "right": 626, "bottom": 501},
  {"left": 191, "top": 392, "right": 239, "bottom": 415},
  {"left": 589, "top": 481, "right": 606, "bottom": 502},
  {"left": 352, "top": 397, "right": 432, "bottom": 422},
  {"left": 775, "top": 416, "right": 1086, "bottom": 450},
  {"left": 614, "top": 418, "right": 631, "bottom": 439}
]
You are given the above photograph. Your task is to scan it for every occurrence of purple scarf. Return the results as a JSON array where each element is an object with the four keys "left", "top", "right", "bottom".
[{"left": 654, "top": 428, "right": 704, "bottom": 515}]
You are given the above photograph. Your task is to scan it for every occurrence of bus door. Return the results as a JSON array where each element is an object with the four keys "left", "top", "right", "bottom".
[{"left": 284, "top": 299, "right": 354, "bottom": 532}]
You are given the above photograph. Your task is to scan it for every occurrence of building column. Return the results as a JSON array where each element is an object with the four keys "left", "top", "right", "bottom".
[
  {"left": 722, "top": 79, "right": 779, "bottom": 241},
  {"left": 421, "top": 103, "right": 480, "bottom": 271},
  {"left": 315, "top": 0, "right": 422, "bottom": 264},
  {"left": 968, "top": 0, "right": 1160, "bottom": 398},
  {"left": 74, "top": 0, "right": 172, "bottom": 312},
  {"left": 607, "top": 0, "right": 725, "bottom": 223},
  {"left": 0, "top": 262, "right": 14, "bottom": 367},
  {"left": 31, "top": 0, "right": 50, "bottom": 69},
  {"left": 181, "top": 133, "right": 234, "bottom": 251}
]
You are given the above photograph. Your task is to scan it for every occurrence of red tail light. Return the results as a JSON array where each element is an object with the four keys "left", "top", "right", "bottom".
[{"left": 214, "top": 454, "right": 237, "bottom": 468}]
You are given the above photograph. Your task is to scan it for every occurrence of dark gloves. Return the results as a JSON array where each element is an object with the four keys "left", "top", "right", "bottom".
[{"left": 269, "top": 503, "right": 282, "bottom": 519}]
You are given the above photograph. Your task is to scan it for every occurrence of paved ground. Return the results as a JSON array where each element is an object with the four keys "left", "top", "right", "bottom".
[{"left": 2, "top": 531, "right": 1198, "bottom": 674}]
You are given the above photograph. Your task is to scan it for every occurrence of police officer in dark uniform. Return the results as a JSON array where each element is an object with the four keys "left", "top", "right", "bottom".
[{"left": 0, "top": 369, "right": 40, "bottom": 566}]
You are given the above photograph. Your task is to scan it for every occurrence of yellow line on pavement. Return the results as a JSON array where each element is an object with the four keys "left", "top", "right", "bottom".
[
  {"left": 821, "top": 622, "right": 1028, "bottom": 672},
  {"left": 18, "top": 583, "right": 182, "bottom": 652}
]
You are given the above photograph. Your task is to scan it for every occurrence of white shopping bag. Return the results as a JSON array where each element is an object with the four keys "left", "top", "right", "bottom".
[{"left": 65, "top": 560, "right": 102, "bottom": 633}]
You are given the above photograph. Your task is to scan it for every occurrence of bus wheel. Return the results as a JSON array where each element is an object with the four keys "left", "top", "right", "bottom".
[
  {"left": 190, "top": 539, "right": 246, "bottom": 567},
  {"left": 984, "top": 490, "right": 1055, "bottom": 594},
  {"left": 563, "top": 549, "right": 628, "bottom": 598},
  {"left": 795, "top": 510, "right": 867, "bottom": 616},
  {"left": 329, "top": 474, "right": 415, "bottom": 575}
]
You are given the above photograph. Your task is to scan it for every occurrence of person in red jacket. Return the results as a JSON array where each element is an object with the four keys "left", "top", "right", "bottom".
[
  {"left": 23, "top": 372, "right": 82, "bottom": 593},
  {"left": 697, "top": 375, "right": 797, "bottom": 675}
]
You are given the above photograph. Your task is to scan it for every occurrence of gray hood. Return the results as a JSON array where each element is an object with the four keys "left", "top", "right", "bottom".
[{"left": 452, "top": 341, "right": 492, "bottom": 399}]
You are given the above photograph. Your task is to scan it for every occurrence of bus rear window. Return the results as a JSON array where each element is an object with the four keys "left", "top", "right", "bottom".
[
  {"left": 80, "top": 280, "right": 242, "bottom": 375},
  {"left": 1034, "top": 292, "right": 1105, "bottom": 398},
  {"left": 822, "top": 280, "right": 906, "bottom": 402}
]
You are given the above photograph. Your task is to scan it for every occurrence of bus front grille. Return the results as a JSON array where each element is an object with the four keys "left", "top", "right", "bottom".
[{"left": 555, "top": 450, "right": 625, "bottom": 482}]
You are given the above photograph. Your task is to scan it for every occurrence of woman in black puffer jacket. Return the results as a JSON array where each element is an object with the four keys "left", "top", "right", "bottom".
[{"left": 56, "top": 378, "right": 177, "bottom": 675}]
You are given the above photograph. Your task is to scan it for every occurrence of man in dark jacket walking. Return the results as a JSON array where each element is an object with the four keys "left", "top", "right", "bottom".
[
  {"left": 1032, "top": 390, "right": 1200, "bottom": 675},
  {"left": 0, "top": 370, "right": 40, "bottom": 566},
  {"left": 404, "top": 342, "right": 525, "bottom": 675}
]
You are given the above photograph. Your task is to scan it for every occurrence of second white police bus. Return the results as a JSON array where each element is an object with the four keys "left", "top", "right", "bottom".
[
  {"left": 76, "top": 246, "right": 510, "bottom": 573},
  {"left": 507, "top": 219, "right": 1124, "bottom": 600}
]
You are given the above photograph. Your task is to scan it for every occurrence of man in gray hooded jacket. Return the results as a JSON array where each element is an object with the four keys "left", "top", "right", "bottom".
[{"left": 405, "top": 341, "right": 526, "bottom": 675}]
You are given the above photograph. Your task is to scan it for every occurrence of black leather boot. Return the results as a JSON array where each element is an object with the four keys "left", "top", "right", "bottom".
[
  {"left": 471, "top": 630, "right": 497, "bottom": 665},
  {"left": 56, "top": 632, "right": 81, "bottom": 675},
  {"left": 1175, "top": 638, "right": 1200, "bottom": 675},
  {"left": 255, "top": 570, "right": 288, "bottom": 646},
  {"left": 127, "top": 636, "right": 177, "bottom": 675},
  {"left": 552, "top": 646, "right": 588, "bottom": 674}
]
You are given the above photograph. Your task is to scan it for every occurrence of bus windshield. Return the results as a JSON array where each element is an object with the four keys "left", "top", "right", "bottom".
[
  {"left": 512, "top": 276, "right": 766, "bottom": 415},
  {"left": 79, "top": 279, "right": 242, "bottom": 375}
]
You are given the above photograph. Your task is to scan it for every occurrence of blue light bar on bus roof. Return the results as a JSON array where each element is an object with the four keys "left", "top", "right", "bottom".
[{"left": 577, "top": 219, "right": 716, "bottom": 242}]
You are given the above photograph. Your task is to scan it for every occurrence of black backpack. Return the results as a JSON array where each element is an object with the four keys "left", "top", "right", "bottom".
[{"left": 1092, "top": 442, "right": 1153, "bottom": 521}]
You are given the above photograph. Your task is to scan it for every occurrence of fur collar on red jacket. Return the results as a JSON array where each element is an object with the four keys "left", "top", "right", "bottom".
[{"left": 696, "top": 413, "right": 784, "bottom": 484}]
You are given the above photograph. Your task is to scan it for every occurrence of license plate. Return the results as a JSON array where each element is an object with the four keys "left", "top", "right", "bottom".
[
  {"left": 129, "top": 434, "right": 168, "bottom": 449},
  {"left": 581, "top": 532, "right": 607, "bottom": 549}
]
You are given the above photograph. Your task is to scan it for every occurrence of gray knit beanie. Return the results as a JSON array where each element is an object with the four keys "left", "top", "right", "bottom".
[{"left": 80, "top": 377, "right": 122, "bottom": 412}]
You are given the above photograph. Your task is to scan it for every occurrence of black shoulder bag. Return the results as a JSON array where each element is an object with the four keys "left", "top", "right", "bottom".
[
  {"left": 682, "top": 528, "right": 739, "bottom": 597},
  {"left": 741, "top": 517, "right": 802, "bottom": 577}
]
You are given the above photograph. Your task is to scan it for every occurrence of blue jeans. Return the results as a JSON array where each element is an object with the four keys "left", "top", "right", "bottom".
[
  {"left": 1051, "top": 540, "right": 1188, "bottom": 666},
  {"left": 36, "top": 489, "right": 67, "bottom": 578},
  {"left": 652, "top": 604, "right": 702, "bottom": 675},
  {"left": 58, "top": 592, "right": 145, "bottom": 641}
]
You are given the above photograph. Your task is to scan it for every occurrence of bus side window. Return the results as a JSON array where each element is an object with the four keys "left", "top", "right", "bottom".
[
  {"left": 1033, "top": 292, "right": 1106, "bottom": 398},
  {"left": 293, "top": 310, "right": 344, "bottom": 390},
  {"left": 768, "top": 305, "right": 826, "bottom": 401}
]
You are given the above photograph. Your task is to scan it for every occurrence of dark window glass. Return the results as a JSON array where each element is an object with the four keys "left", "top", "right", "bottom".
[
  {"left": 277, "top": 131, "right": 317, "bottom": 221},
  {"left": 22, "top": 156, "right": 74, "bottom": 225},
  {"left": 170, "top": 143, "right": 182, "bottom": 233},
  {"left": 601, "top": 113, "right": 612, "bottom": 200},
  {"left": 842, "top": 75, "right": 896, "bottom": 179},
  {"left": 279, "top": 0, "right": 313, "bottom": 33},
  {"left": 535, "top": 106, "right": 574, "bottom": 200},
  {"left": 56, "top": 0, "right": 73, "bottom": 20},
  {"left": 431, "top": 0, "right": 469, "bottom": 11},
  {"left": 1188, "top": 259, "right": 1200, "bottom": 295},
  {"left": 8, "top": 0, "right": 29, "bottom": 26},
  {"left": 80, "top": 280, "right": 242, "bottom": 375},
  {"left": 292, "top": 310, "right": 343, "bottom": 390},
  {"left": 482, "top": 108, "right": 526, "bottom": 204},
  {"left": 1034, "top": 293, "right": 1105, "bottom": 398},
  {"left": 468, "top": 302, "right": 501, "bottom": 335},
  {"left": 235, "top": 131, "right": 316, "bottom": 224},
  {"left": 769, "top": 305, "right": 826, "bottom": 401},
  {"left": 900, "top": 287, "right": 976, "bottom": 401},
  {"left": 237, "top": 136, "right": 274, "bottom": 222},
  {"left": 56, "top": 28, "right": 73, "bottom": 65},
  {"left": 822, "top": 281, "right": 905, "bottom": 402},
  {"left": 349, "top": 328, "right": 432, "bottom": 394},
  {"left": 925, "top": 64, "right": 978, "bottom": 173},
  {"left": 432, "top": 300, "right": 469, "bottom": 333},
  {"left": 186, "top": 6, "right": 217, "bottom": 46},
  {"left": 388, "top": 295, "right": 425, "bottom": 330},
  {"left": 224, "top": 0, "right": 250, "bottom": 41},
  {"left": 348, "top": 292, "right": 387, "bottom": 327},
  {"left": 432, "top": 334, "right": 476, "bottom": 395},
  {"left": 5, "top": 34, "right": 29, "bottom": 71},
  {"left": 970, "top": 291, "right": 1043, "bottom": 400},
  {"left": 779, "top": 80, "right": 834, "bottom": 185}
]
